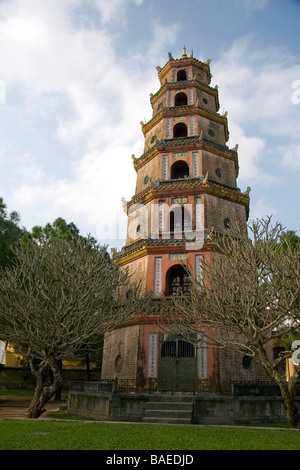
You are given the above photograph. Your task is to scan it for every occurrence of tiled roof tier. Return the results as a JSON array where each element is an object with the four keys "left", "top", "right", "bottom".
[
  {"left": 141, "top": 105, "right": 228, "bottom": 139},
  {"left": 113, "top": 233, "right": 212, "bottom": 266},
  {"left": 150, "top": 78, "right": 219, "bottom": 107},
  {"left": 133, "top": 136, "right": 238, "bottom": 172},
  {"left": 125, "top": 176, "right": 249, "bottom": 214},
  {"left": 157, "top": 57, "right": 212, "bottom": 85}
]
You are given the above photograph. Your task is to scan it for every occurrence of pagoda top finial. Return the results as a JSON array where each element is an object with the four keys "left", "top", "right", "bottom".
[{"left": 181, "top": 46, "right": 187, "bottom": 58}]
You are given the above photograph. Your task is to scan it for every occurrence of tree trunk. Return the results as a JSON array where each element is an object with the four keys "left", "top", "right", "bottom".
[
  {"left": 54, "top": 359, "right": 63, "bottom": 401},
  {"left": 85, "top": 345, "right": 91, "bottom": 380},
  {"left": 280, "top": 387, "right": 300, "bottom": 429},
  {"left": 27, "top": 355, "right": 63, "bottom": 419},
  {"left": 257, "top": 347, "right": 300, "bottom": 428},
  {"left": 279, "top": 369, "right": 300, "bottom": 429}
]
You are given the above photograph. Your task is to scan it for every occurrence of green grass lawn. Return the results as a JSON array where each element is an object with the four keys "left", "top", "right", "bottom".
[{"left": 0, "top": 419, "right": 299, "bottom": 450}]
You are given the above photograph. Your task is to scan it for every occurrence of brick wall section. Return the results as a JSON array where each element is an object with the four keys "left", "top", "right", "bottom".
[
  {"left": 134, "top": 156, "right": 159, "bottom": 195},
  {"left": 120, "top": 256, "right": 148, "bottom": 291},
  {"left": 152, "top": 96, "right": 167, "bottom": 117},
  {"left": 101, "top": 324, "right": 140, "bottom": 382},
  {"left": 202, "top": 150, "right": 237, "bottom": 188},
  {"left": 195, "top": 88, "right": 217, "bottom": 113},
  {"left": 218, "top": 343, "right": 274, "bottom": 393},
  {"left": 143, "top": 120, "right": 165, "bottom": 152},
  {"left": 205, "top": 194, "right": 247, "bottom": 233},
  {"left": 197, "top": 115, "right": 226, "bottom": 146}
]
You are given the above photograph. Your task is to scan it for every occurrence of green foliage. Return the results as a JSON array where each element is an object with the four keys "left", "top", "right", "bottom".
[
  {"left": 22, "top": 216, "right": 98, "bottom": 247},
  {"left": 274, "top": 229, "right": 300, "bottom": 350},
  {"left": 0, "top": 198, "right": 25, "bottom": 268},
  {"left": 280, "top": 230, "right": 300, "bottom": 249}
]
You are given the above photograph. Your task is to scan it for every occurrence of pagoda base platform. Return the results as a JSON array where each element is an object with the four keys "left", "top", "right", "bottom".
[{"left": 67, "top": 380, "right": 296, "bottom": 426}]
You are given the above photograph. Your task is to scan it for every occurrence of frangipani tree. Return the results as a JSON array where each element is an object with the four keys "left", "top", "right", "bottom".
[
  {"left": 0, "top": 237, "right": 149, "bottom": 418},
  {"left": 167, "top": 218, "right": 300, "bottom": 427}
]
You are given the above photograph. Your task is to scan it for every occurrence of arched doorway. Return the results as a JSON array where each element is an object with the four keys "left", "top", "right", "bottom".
[
  {"left": 168, "top": 205, "right": 192, "bottom": 238},
  {"left": 158, "top": 265, "right": 195, "bottom": 391},
  {"left": 173, "top": 123, "right": 188, "bottom": 138},
  {"left": 166, "top": 264, "right": 190, "bottom": 296},
  {"left": 177, "top": 70, "right": 187, "bottom": 81},
  {"left": 171, "top": 160, "right": 189, "bottom": 179},
  {"left": 175, "top": 92, "right": 188, "bottom": 107}
]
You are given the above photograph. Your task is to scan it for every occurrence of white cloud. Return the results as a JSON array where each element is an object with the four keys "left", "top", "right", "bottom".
[
  {"left": 93, "top": 0, "right": 144, "bottom": 24},
  {"left": 250, "top": 197, "right": 278, "bottom": 222},
  {"left": 13, "top": 143, "right": 136, "bottom": 245},
  {"left": 2, "top": 1, "right": 299, "bottom": 244},
  {"left": 0, "top": 0, "right": 179, "bottom": 243},
  {"left": 280, "top": 143, "right": 300, "bottom": 170},
  {"left": 213, "top": 35, "right": 300, "bottom": 183},
  {"left": 227, "top": 122, "right": 266, "bottom": 182},
  {"left": 145, "top": 19, "right": 181, "bottom": 66}
]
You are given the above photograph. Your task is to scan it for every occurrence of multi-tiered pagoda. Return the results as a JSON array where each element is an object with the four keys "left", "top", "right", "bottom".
[{"left": 101, "top": 49, "right": 267, "bottom": 393}]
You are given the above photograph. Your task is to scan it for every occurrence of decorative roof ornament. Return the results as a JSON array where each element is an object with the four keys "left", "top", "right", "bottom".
[
  {"left": 121, "top": 197, "right": 128, "bottom": 214},
  {"left": 168, "top": 52, "right": 174, "bottom": 61},
  {"left": 181, "top": 46, "right": 187, "bottom": 58},
  {"left": 156, "top": 65, "right": 162, "bottom": 72},
  {"left": 190, "top": 49, "right": 194, "bottom": 58},
  {"left": 243, "top": 187, "right": 251, "bottom": 196}
]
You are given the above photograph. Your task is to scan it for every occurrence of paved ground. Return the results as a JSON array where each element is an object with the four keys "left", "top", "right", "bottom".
[{"left": 0, "top": 395, "right": 66, "bottom": 420}]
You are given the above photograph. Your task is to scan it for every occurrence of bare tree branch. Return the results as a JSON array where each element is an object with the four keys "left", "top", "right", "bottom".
[
  {"left": 162, "top": 217, "right": 300, "bottom": 427},
  {"left": 0, "top": 237, "right": 151, "bottom": 417}
]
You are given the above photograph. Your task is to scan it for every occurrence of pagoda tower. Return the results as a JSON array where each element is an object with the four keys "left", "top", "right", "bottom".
[{"left": 101, "top": 49, "right": 265, "bottom": 393}]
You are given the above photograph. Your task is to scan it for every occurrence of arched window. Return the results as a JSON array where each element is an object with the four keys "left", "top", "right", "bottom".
[
  {"left": 166, "top": 265, "right": 190, "bottom": 296},
  {"left": 177, "top": 70, "right": 187, "bottom": 81},
  {"left": 173, "top": 123, "right": 188, "bottom": 138},
  {"left": 171, "top": 160, "right": 189, "bottom": 179},
  {"left": 169, "top": 206, "right": 183, "bottom": 235},
  {"left": 168, "top": 205, "right": 192, "bottom": 237},
  {"left": 175, "top": 92, "right": 187, "bottom": 107}
]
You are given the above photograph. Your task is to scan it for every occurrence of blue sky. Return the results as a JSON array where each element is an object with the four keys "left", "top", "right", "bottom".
[{"left": 0, "top": 0, "right": 300, "bottom": 250}]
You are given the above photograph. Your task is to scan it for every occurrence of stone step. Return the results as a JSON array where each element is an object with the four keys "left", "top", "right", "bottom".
[
  {"left": 146, "top": 395, "right": 195, "bottom": 403},
  {"left": 142, "top": 396, "right": 194, "bottom": 424},
  {"left": 145, "top": 401, "right": 193, "bottom": 411},
  {"left": 144, "top": 409, "right": 192, "bottom": 419}
]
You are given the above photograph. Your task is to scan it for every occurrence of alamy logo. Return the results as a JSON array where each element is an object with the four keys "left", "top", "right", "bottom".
[
  {"left": 127, "top": 201, "right": 205, "bottom": 250},
  {"left": 292, "top": 340, "right": 300, "bottom": 366},
  {"left": 0, "top": 80, "right": 6, "bottom": 105},
  {"left": 291, "top": 80, "right": 300, "bottom": 104},
  {"left": 95, "top": 201, "right": 205, "bottom": 250}
]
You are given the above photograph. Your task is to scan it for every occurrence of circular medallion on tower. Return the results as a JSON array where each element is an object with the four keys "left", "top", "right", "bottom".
[
  {"left": 224, "top": 218, "right": 231, "bottom": 229},
  {"left": 115, "top": 355, "right": 123, "bottom": 372},
  {"left": 242, "top": 355, "right": 253, "bottom": 370}
]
